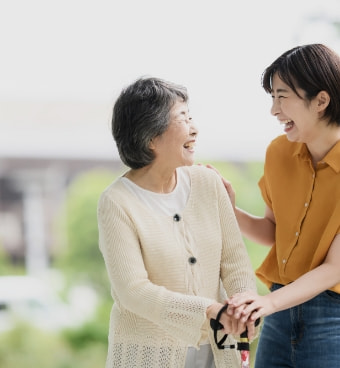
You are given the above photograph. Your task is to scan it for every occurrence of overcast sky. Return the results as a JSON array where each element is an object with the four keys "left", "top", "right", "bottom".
[{"left": 1, "top": 0, "right": 340, "bottom": 161}]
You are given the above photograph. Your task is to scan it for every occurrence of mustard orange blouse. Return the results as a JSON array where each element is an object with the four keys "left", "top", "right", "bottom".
[{"left": 256, "top": 135, "right": 340, "bottom": 294}]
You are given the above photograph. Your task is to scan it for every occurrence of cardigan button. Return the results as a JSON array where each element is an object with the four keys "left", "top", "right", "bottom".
[
  {"left": 173, "top": 214, "right": 181, "bottom": 222},
  {"left": 188, "top": 257, "right": 197, "bottom": 265}
]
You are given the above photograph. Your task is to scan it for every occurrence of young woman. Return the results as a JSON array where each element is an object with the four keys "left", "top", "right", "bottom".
[{"left": 222, "top": 44, "right": 340, "bottom": 367}]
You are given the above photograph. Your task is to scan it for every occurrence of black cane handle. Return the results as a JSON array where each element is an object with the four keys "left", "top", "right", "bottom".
[{"left": 210, "top": 304, "right": 260, "bottom": 350}]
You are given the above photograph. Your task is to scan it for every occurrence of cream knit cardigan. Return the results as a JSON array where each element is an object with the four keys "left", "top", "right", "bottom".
[{"left": 97, "top": 165, "right": 257, "bottom": 368}]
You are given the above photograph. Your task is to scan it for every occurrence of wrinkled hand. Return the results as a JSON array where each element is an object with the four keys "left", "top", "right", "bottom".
[
  {"left": 207, "top": 303, "right": 247, "bottom": 335},
  {"left": 244, "top": 319, "right": 257, "bottom": 341}
]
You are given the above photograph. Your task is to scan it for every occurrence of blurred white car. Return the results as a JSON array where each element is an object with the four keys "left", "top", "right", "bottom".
[{"left": 0, "top": 275, "right": 97, "bottom": 332}]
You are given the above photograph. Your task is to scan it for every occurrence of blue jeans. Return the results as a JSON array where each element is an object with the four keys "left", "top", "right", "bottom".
[{"left": 254, "top": 284, "right": 340, "bottom": 368}]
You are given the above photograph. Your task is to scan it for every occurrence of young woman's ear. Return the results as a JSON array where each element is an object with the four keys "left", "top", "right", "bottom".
[{"left": 316, "top": 90, "right": 330, "bottom": 112}]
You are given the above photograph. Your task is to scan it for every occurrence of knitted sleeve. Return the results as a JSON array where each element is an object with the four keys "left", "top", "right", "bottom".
[
  {"left": 215, "top": 174, "right": 257, "bottom": 296},
  {"left": 97, "top": 187, "right": 215, "bottom": 347}
]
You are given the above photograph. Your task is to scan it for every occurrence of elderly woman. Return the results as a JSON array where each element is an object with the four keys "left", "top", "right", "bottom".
[{"left": 97, "top": 77, "right": 257, "bottom": 368}]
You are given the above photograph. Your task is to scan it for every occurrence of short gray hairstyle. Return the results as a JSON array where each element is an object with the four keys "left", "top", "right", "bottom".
[{"left": 112, "top": 77, "right": 189, "bottom": 169}]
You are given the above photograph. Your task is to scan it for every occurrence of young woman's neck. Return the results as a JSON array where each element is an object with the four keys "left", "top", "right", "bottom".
[{"left": 307, "top": 124, "right": 340, "bottom": 166}]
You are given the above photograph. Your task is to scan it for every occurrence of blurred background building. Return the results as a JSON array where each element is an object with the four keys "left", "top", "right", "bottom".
[{"left": 0, "top": 100, "right": 121, "bottom": 275}]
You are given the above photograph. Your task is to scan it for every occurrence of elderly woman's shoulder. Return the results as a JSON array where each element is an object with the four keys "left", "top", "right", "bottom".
[
  {"left": 98, "top": 177, "right": 127, "bottom": 205},
  {"left": 184, "top": 164, "right": 220, "bottom": 182}
]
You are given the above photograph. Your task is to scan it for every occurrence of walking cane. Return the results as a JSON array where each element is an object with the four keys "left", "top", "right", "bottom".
[{"left": 210, "top": 304, "right": 260, "bottom": 368}]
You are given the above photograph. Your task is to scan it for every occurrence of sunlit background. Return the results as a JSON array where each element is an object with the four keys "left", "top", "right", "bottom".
[
  {"left": 1, "top": 1, "right": 340, "bottom": 367},
  {"left": 2, "top": 0, "right": 340, "bottom": 160}
]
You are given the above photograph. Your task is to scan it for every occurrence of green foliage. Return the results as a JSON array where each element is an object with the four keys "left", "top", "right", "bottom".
[
  {"left": 204, "top": 160, "right": 264, "bottom": 214},
  {"left": 0, "top": 291, "right": 112, "bottom": 368},
  {"left": 0, "top": 323, "right": 107, "bottom": 368},
  {"left": 62, "top": 299, "right": 111, "bottom": 350},
  {"left": 55, "top": 169, "right": 118, "bottom": 296},
  {"left": 62, "top": 321, "right": 107, "bottom": 350},
  {"left": 0, "top": 246, "right": 25, "bottom": 275}
]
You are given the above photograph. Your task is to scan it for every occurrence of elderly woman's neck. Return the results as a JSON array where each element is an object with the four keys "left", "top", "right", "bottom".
[{"left": 124, "top": 167, "right": 177, "bottom": 194}]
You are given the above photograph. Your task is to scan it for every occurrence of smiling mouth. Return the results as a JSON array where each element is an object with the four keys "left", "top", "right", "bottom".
[
  {"left": 280, "top": 120, "right": 294, "bottom": 129},
  {"left": 184, "top": 141, "right": 195, "bottom": 149}
]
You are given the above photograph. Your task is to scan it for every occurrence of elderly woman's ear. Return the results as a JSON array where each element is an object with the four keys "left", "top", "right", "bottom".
[{"left": 149, "top": 138, "right": 155, "bottom": 150}]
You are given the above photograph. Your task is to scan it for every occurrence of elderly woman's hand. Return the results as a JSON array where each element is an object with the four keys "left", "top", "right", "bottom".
[{"left": 206, "top": 303, "right": 247, "bottom": 336}]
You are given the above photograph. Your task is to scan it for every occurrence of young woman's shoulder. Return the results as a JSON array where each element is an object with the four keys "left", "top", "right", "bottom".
[{"left": 267, "top": 134, "right": 303, "bottom": 155}]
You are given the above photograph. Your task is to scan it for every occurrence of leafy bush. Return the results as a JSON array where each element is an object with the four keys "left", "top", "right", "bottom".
[
  {"left": 0, "top": 322, "right": 106, "bottom": 368},
  {"left": 62, "top": 299, "right": 111, "bottom": 350},
  {"left": 54, "top": 169, "right": 119, "bottom": 298}
]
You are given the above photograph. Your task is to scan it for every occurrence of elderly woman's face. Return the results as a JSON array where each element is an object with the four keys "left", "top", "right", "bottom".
[{"left": 150, "top": 99, "right": 198, "bottom": 167}]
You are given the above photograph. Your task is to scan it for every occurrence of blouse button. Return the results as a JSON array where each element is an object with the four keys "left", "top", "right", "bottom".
[
  {"left": 173, "top": 214, "right": 181, "bottom": 222},
  {"left": 188, "top": 257, "right": 197, "bottom": 265}
]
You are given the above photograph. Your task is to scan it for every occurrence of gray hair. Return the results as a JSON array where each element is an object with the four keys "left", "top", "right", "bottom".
[{"left": 112, "top": 77, "right": 189, "bottom": 169}]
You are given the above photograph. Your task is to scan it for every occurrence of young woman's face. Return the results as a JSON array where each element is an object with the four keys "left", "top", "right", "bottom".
[
  {"left": 151, "top": 99, "right": 198, "bottom": 167},
  {"left": 270, "top": 73, "right": 321, "bottom": 144}
]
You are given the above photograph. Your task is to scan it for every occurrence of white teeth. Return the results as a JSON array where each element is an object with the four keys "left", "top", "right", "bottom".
[
  {"left": 280, "top": 120, "right": 292, "bottom": 125},
  {"left": 279, "top": 120, "right": 294, "bottom": 129}
]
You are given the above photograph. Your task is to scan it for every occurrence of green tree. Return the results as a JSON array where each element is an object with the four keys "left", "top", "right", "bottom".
[{"left": 55, "top": 168, "right": 119, "bottom": 296}]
